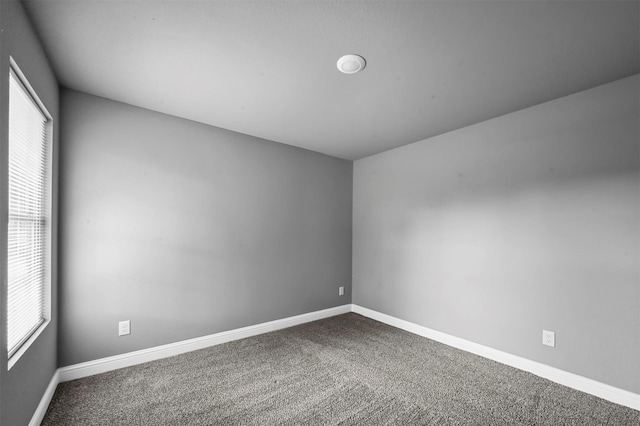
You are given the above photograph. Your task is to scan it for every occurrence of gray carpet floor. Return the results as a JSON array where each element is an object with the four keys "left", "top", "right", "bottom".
[{"left": 42, "top": 313, "right": 640, "bottom": 425}]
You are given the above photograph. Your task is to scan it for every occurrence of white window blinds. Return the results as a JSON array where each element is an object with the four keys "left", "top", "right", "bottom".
[{"left": 7, "top": 66, "right": 52, "bottom": 358}]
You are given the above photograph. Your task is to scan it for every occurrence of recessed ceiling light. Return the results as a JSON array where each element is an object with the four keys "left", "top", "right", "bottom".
[{"left": 337, "top": 54, "right": 366, "bottom": 74}]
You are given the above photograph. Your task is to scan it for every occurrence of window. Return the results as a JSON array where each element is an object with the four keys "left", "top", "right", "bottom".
[{"left": 7, "top": 62, "right": 52, "bottom": 364}]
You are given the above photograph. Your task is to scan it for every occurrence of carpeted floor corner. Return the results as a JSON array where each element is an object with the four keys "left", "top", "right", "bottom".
[{"left": 42, "top": 313, "right": 640, "bottom": 425}]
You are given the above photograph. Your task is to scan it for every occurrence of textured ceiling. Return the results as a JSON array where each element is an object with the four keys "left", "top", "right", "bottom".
[{"left": 24, "top": 0, "right": 639, "bottom": 160}]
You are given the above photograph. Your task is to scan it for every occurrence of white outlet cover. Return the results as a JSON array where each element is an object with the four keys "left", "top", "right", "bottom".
[
  {"left": 338, "top": 286, "right": 344, "bottom": 296},
  {"left": 119, "top": 320, "right": 131, "bottom": 336},
  {"left": 542, "top": 330, "right": 555, "bottom": 347}
]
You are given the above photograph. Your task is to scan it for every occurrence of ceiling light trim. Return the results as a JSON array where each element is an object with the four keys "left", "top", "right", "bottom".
[{"left": 337, "top": 54, "right": 366, "bottom": 74}]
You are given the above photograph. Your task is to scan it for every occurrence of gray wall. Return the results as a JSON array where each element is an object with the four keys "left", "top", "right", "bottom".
[
  {"left": 0, "top": 1, "right": 59, "bottom": 425},
  {"left": 353, "top": 75, "right": 640, "bottom": 393},
  {"left": 58, "top": 89, "right": 352, "bottom": 366}
]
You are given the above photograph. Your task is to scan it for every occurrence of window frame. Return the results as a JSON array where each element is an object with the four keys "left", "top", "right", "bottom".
[{"left": 6, "top": 58, "right": 53, "bottom": 369}]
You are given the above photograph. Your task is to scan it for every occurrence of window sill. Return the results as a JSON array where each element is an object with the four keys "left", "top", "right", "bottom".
[{"left": 8, "top": 319, "right": 50, "bottom": 370}]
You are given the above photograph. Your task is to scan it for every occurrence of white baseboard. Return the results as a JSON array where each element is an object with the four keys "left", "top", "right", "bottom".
[
  {"left": 58, "top": 304, "right": 351, "bottom": 383},
  {"left": 29, "top": 369, "right": 59, "bottom": 426},
  {"left": 32, "top": 302, "right": 639, "bottom": 425},
  {"left": 351, "top": 304, "right": 640, "bottom": 411},
  {"left": 32, "top": 305, "right": 350, "bottom": 424}
]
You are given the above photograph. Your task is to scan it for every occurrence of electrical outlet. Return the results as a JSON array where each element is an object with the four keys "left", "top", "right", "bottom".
[
  {"left": 119, "top": 320, "right": 131, "bottom": 336},
  {"left": 542, "top": 330, "right": 555, "bottom": 347},
  {"left": 338, "top": 286, "right": 344, "bottom": 296}
]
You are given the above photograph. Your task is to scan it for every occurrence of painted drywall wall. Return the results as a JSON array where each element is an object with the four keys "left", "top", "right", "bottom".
[
  {"left": 0, "top": 1, "right": 59, "bottom": 425},
  {"left": 58, "top": 89, "right": 352, "bottom": 366},
  {"left": 353, "top": 75, "right": 640, "bottom": 393}
]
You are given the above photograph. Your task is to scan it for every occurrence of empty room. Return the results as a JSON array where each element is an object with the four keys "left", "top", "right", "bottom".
[{"left": 1, "top": 0, "right": 639, "bottom": 424}]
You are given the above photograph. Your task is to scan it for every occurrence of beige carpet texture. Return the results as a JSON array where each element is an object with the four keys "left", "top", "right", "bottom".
[{"left": 42, "top": 313, "right": 640, "bottom": 425}]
